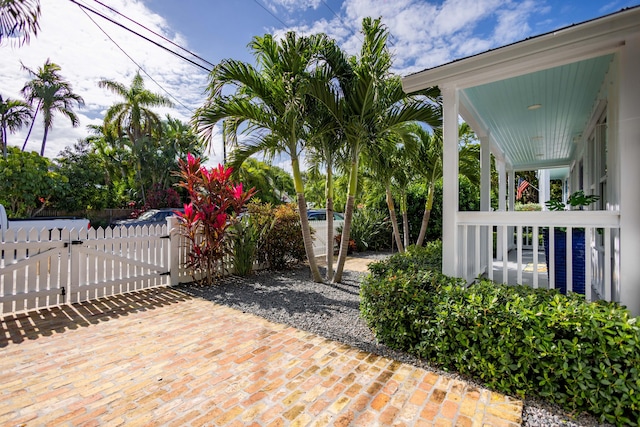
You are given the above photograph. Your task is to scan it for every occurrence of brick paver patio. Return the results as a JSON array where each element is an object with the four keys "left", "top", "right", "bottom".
[{"left": 0, "top": 287, "right": 523, "bottom": 426}]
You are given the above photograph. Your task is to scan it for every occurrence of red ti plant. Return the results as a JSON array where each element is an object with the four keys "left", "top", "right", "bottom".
[{"left": 174, "top": 154, "right": 255, "bottom": 285}]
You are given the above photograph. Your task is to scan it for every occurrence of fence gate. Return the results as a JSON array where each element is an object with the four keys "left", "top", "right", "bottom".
[{"left": 1, "top": 225, "right": 171, "bottom": 316}]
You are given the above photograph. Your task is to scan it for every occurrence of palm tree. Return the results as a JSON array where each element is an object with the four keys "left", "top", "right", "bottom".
[
  {"left": 310, "top": 18, "right": 441, "bottom": 282},
  {"left": 411, "top": 123, "right": 480, "bottom": 246},
  {"left": 362, "top": 134, "right": 409, "bottom": 253},
  {"left": 98, "top": 72, "right": 173, "bottom": 204},
  {"left": 305, "top": 96, "right": 346, "bottom": 280},
  {"left": 21, "top": 59, "right": 84, "bottom": 156},
  {"left": 0, "top": 94, "right": 32, "bottom": 159},
  {"left": 0, "top": 0, "right": 40, "bottom": 45},
  {"left": 193, "top": 32, "right": 331, "bottom": 283}
]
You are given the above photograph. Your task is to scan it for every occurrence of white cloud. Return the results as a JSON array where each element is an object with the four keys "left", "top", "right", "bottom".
[
  {"left": 0, "top": 0, "right": 209, "bottom": 159},
  {"left": 268, "top": 0, "right": 322, "bottom": 13}
]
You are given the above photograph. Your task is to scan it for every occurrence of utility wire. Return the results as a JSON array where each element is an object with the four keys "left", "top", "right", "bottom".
[
  {"left": 319, "top": 0, "right": 363, "bottom": 43},
  {"left": 252, "top": 0, "right": 290, "bottom": 27},
  {"left": 75, "top": 2, "right": 194, "bottom": 113},
  {"left": 68, "top": 0, "right": 212, "bottom": 73},
  {"left": 90, "top": 0, "right": 216, "bottom": 69}
]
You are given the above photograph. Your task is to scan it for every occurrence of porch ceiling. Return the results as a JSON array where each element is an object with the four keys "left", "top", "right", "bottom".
[{"left": 461, "top": 54, "right": 613, "bottom": 171}]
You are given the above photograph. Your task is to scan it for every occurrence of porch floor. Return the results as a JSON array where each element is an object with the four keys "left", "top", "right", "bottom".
[{"left": 490, "top": 248, "right": 550, "bottom": 289}]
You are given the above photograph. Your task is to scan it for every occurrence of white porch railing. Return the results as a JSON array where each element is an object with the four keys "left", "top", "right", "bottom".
[{"left": 456, "top": 211, "right": 620, "bottom": 302}]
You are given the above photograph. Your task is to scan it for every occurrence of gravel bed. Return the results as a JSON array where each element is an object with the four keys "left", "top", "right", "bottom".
[{"left": 176, "top": 259, "right": 610, "bottom": 427}]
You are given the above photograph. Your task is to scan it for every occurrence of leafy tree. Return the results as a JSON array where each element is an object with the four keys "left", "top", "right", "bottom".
[
  {"left": 98, "top": 72, "right": 173, "bottom": 204},
  {"left": 54, "top": 139, "right": 111, "bottom": 211},
  {"left": 309, "top": 18, "right": 441, "bottom": 282},
  {"left": 193, "top": 32, "right": 332, "bottom": 282},
  {"left": 85, "top": 123, "right": 136, "bottom": 206},
  {"left": 0, "top": 0, "right": 40, "bottom": 46},
  {"left": 21, "top": 59, "right": 84, "bottom": 156},
  {"left": 362, "top": 131, "right": 414, "bottom": 252},
  {"left": 0, "top": 93, "right": 32, "bottom": 159},
  {"left": 0, "top": 146, "right": 67, "bottom": 216},
  {"left": 409, "top": 123, "right": 480, "bottom": 246},
  {"left": 234, "top": 158, "right": 294, "bottom": 205}
]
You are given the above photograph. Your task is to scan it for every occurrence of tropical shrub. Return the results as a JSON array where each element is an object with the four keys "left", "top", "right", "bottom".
[
  {"left": 246, "top": 201, "right": 307, "bottom": 270},
  {"left": 343, "top": 207, "right": 392, "bottom": 252},
  {"left": 231, "top": 215, "right": 259, "bottom": 276},
  {"left": 368, "top": 240, "right": 442, "bottom": 278},
  {"left": 174, "top": 154, "right": 255, "bottom": 285},
  {"left": 360, "top": 255, "right": 640, "bottom": 426}
]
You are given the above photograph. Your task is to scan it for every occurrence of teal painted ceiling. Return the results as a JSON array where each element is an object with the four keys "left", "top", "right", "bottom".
[{"left": 462, "top": 54, "right": 614, "bottom": 170}]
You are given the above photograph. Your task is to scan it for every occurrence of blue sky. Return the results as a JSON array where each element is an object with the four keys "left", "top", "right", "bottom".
[{"left": 1, "top": 0, "right": 638, "bottom": 167}]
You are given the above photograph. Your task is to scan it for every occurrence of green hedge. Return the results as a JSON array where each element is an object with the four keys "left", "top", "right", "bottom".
[{"left": 361, "top": 252, "right": 640, "bottom": 426}]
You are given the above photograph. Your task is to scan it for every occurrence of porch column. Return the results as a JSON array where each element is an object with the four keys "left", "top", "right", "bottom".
[
  {"left": 441, "top": 86, "right": 459, "bottom": 278},
  {"left": 618, "top": 35, "right": 640, "bottom": 316},
  {"left": 496, "top": 160, "right": 506, "bottom": 260},
  {"left": 480, "top": 136, "right": 491, "bottom": 212},
  {"left": 508, "top": 168, "right": 515, "bottom": 251},
  {"left": 508, "top": 169, "right": 515, "bottom": 211},
  {"left": 538, "top": 169, "right": 550, "bottom": 210},
  {"left": 480, "top": 135, "right": 491, "bottom": 275}
]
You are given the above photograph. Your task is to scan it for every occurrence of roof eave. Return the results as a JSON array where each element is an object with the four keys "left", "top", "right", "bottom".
[{"left": 402, "top": 6, "right": 640, "bottom": 93}]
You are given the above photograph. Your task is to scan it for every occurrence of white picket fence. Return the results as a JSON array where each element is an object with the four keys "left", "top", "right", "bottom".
[
  {"left": 0, "top": 224, "right": 175, "bottom": 316},
  {"left": 0, "top": 217, "right": 340, "bottom": 316}
]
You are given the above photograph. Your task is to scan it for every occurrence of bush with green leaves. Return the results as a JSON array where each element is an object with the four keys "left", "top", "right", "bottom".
[
  {"left": 360, "top": 254, "right": 640, "bottom": 425},
  {"left": 341, "top": 207, "right": 392, "bottom": 252},
  {"left": 246, "top": 201, "right": 306, "bottom": 270},
  {"left": 231, "top": 215, "right": 259, "bottom": 276},
  {"left": 368, "top": 240, "right": 442, "bottom": 278}
]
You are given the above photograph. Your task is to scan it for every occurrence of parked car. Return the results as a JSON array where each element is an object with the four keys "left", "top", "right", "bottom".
[
  {"left": 111, "top": 208, "right": 183, "bottom": 228},
  {"left": 306, "top": 209, "right": 344, "bottom": 221}
]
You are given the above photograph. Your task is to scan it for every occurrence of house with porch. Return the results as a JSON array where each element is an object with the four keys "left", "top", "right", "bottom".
[{"left": 402, "top": 6, "right": 640, "bottom": 315}]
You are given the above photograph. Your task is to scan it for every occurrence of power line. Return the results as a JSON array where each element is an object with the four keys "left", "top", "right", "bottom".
[
  {"left": 319, "top": 0, "right": 363, "bottom": 44},
  {"left": 90, "top": 0, "right": 216, "bottom": 69},
  {"left": 252, "top": 0, "right": 290, "bottom": 27},
  {"left": 68, "top": 0, "right": 212, "bottom": 73},
  {"left": 75, "top": 2, "right": 194, "bottom": 113}
]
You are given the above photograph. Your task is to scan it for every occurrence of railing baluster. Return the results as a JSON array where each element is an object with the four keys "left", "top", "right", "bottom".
[
  {"left": 567, "top": 227, "right": 573, "bottom": 294},
  {"left": 517, "top": 226, "right": 523, "bottom": 285},
  {"left": 549, "top": 227, "right": 555, "bottom": 290},
  {"left": 462, "top": 225, "right": 468, "bottom": 281},
  {"left": 488, "top": 226, "right": 494, "bottom": 281},
  {"left": 502, "top": 225, "right": 508, "bottom": 284},
  {"left": 585, "top": 227, "right": 592, "bottom": 301},
  {"left": 605, "top": 227, "right": 611, "bottom": 301},
  {"left": 475, "top": 226, "right": 481, "bottom": 279},
  {"left": 533, "top": 225, "right": 539, "bottom": 289}
]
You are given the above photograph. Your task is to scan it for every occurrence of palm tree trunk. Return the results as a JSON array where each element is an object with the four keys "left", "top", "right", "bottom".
[
  {"left": 292, "top": 157, "right": 323, "bottom": 283},
  {"left": 40, "top": 126, "right": 48, "bottom": 156},
  {"left": 386, "top": 186, "right": 404, "bottom": 253},
  {"left": 22, "top": 101, "right": 40, "bottom": 151},
  {"left": 2, "top": 124, "right": 7, "bottom": 159},
  {"left": 401, "top": 193, "right": 410, "bottom": 248},
  {"left": 416, "top": 182, "right": 435, "bottom": 247},
  {"left": 333, "top": 151, "right": 358, "bottom": 283},
  {"left": 325, "top": 165, "right": 334, "bottom": 281}
]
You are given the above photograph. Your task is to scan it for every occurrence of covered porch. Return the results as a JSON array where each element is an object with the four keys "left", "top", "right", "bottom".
[{"left": 403, "top": 7, "right": 640, "bottom": 315}]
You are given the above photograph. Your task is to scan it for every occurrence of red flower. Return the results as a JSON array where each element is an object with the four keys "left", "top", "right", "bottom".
[
  {"left": 232, "top": 183, "right": 243, "bottom": 200},
  {"left": 213, "top": 213, "right": 227, "bottom": 229}
]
